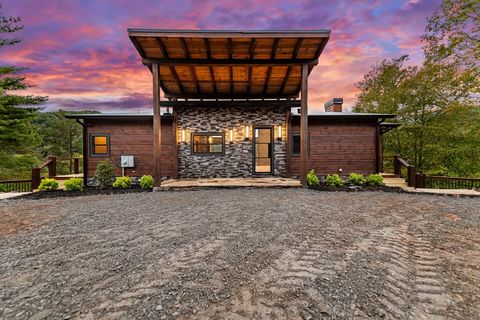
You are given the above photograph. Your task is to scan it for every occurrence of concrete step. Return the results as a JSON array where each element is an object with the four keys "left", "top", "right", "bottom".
[{"left": 380, "top": 172, "right": 401, "bottom": 178}]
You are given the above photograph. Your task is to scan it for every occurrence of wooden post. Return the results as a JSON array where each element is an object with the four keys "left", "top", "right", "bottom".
[
  {"left": 300, "top": 64, "right": 308, "bottom": 186},
  {"left": 48, "top": 156, "right": 56, "bottom": 178},
  {"left": 31, "top": 168, "right": 41, "bottom": 189},
  {"left": 394, "top": 155, "right": 401, "bottom": 175},
  {"left": 153, "top": 64, "right": 162, "bottom": 187},
  {"left": 74, "top": 158, "right": 79, "bottom": 174}
]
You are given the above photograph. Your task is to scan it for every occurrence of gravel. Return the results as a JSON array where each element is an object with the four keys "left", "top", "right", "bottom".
[{"left": 0, "top": 189, "right": 479, "bottom": 319}]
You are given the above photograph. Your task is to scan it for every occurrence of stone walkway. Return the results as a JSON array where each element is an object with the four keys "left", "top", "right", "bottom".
[
  {"left": 159, "top": 177, "right": 302, "bottom": 189},
  {"left": 0, "top": 192, "right": 32, "bottom": 201}
]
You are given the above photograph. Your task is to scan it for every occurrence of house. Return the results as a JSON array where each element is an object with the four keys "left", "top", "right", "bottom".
[{"left": 66, "top": 29, "right": 397, "bottom": 187}]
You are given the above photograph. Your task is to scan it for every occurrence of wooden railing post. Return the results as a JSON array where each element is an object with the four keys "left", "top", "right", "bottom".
[
  {"left": 32, "top": 168, "right": 41, "bottom": 189},
  {"left": 407, "top": 165, "right": 416, "bottom": 187},
  {"left": 394, "top": 155, "right": 401, "bottom": 175},
  {"left": 74, "top": 158, "right": 79, "bottom": 174},
  {"left": 48, "top": 156, "right": 56, "bottom": 178}
]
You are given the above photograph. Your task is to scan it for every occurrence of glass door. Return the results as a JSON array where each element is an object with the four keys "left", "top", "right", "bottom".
[{"left": 254, "top": 128, "right": 272, "bottom": 174}]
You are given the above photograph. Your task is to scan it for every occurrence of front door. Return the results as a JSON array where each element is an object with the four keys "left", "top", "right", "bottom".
[{"left": 253, "top": 127, "right": 273, "bottom": 174}]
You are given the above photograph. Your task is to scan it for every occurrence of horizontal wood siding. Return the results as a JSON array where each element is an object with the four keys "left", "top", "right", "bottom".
[
  {"left": 85, "top": 118, "right": 175, "bottom": 178},
  {"left": 289, "top": 118, "right": 377, "bottom": 176}
]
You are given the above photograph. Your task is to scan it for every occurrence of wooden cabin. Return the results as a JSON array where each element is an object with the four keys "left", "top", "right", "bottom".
[{"left": 66, "top": 29, "right": 397, "bottom": 187}]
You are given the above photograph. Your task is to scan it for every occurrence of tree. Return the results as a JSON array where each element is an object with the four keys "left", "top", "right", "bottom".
[
  {"left": 34, "top": 110, "right": 84, "bottom": 173},
  {"left": 0, "top": 4, "right": 46, "bottom": 154},
  {"left": 423, "top": 0, "right": 480, "bottom": 75}
]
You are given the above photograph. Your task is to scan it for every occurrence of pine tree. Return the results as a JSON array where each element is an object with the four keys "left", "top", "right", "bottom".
[{"left": 0, "top": 4, "right": 47, "bottom": 154}]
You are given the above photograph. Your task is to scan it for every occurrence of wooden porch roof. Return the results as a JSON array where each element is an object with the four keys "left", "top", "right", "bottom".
[{"left": 128, "top": 29, "right": 330, "bottom": 100}]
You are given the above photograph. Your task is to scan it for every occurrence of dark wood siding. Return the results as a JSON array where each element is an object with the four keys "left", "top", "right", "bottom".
[
  {"left": 85, "top": 118, "right": 176, "bottom": 178},
  {"left": 289, "top": 117, "right": 378, "bottom": 176}
]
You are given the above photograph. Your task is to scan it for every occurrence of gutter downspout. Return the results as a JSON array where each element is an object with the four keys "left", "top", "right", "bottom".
[{"left": 76, "top": 119, "right": 88, "bottom": 187}]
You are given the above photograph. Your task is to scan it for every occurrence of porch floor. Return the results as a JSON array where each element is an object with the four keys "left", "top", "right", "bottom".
[{"left": 159, "top": 177, "right": 302, "bottom": 189}]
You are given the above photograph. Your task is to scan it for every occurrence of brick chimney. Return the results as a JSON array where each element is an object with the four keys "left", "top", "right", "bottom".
[{"left": 324, "top": 98, "right": 343, "bottom": 112}]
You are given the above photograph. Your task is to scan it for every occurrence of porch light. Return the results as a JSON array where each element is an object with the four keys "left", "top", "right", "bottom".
[
  {"left": 244, "top": 125, "right": 250, "bottom": 140},
  {"left": 277, "top": 125, "right": 282, "bottom": 141},
  {"left": 229, "top": 129, "right": 234, "bottom": 144},
  {"left": 181, "top": 129, "right": 186, "bottom": 143}
]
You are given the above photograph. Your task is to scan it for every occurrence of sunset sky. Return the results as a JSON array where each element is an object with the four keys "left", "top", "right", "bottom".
[{"left": 2, "top": 0, "right": 441, "bottom": 112}]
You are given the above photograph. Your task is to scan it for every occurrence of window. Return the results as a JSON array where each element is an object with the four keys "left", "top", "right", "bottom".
[
  {"left": 90, "top": 134, "right": 110, "bottom": 156},
  {"left": 292, "top": 134, "right": 301, "bottom": 154},
  {"left": 192, "top": 133, "right": 224, "bottom": 154},
  {"left": 291, "top": 133, "right": 309, "bottom": 155}
]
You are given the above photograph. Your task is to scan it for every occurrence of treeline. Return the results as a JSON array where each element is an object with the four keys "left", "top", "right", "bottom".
[
  {"left": 0, "top": 110, "right": 96, "bottom": 180},
  {"left": 354, "top": 0, "right": 480, "bottom": 177}
]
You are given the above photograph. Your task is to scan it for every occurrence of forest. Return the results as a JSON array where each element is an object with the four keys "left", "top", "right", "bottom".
[{"left": 0, "top": 0, "right": 479, "bottom": 181}]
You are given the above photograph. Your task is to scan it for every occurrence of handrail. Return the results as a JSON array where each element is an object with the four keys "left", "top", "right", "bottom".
[
  {"left": 394, "top": 154, "right": 417, "bottom": 187},
  {"left": 31, "top": 156, "right": 56, "bottom": 189}
]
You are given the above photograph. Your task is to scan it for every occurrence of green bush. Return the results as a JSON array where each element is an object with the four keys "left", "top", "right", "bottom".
[
  {"left": 38, "top": 178, "right": 59, "bottom": 191},
  {"left": 0, "top": 184, "right": 6, "bottom": 193},
  {"left": 95, "top": 161, "right": 115, "bottom": 189},
  {"left": 348, "top": 173, "right": 366, "bottom": 186},
  {"left": 64, "top": 177, "right": 83, "bottom": 192},
  {"left": 139, "top": 175, "right": 154, "bottom": 189},
  {"left": 366, "top": 174, "right": 384, "bottom": 186},
  {"left": 306, "top": 170, "right": 319, "bottom": 187},
  {"left": 113, "top": 176, "right": 133, "bottom": 189},
  {"left": 326, "top": 174, "right": 344, "bottom": 187}
]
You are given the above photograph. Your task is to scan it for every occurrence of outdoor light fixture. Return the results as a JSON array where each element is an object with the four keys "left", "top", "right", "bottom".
[
  {"left": 244, "top": 125, "right": 250, "bottom": 140},
  {"left": 277, "top": 125, "right": 282, "bottom": 141},
  {"left": 181, "top": 129, "right": 186, "bottom": 143},
  {"left": 229, "top": 129, "right": 234, "bottom": 144}
]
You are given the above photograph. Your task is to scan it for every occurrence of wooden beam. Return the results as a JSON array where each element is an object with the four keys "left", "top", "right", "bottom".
[
  {"left": 300, "top": 63, "right": 308, "bottom": 186},
  {"left": 228, "top": 38, "right": 233, "bottom": 93},
  {"left": 152, "top": 64, "right": 162, "bottom": 187},
  {"left": 203, "top": 38, "right": 217, "bottom": 94},
  {"left": 247, "top": 38, "right": 255, "bottom": 94},
  {"left": 142, "top": 57, "right": 318, "bottom": 66},
  {"left": 159, "top": 100, "right": 301, "bottom": 108},
  {"left": 163, "top": 92, "right": 298, "bottom": 100}
]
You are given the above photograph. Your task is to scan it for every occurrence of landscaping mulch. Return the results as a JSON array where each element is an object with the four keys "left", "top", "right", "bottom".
[
  {"left": 14, "top": 186, "right": 152, "bottom": 200},
  {"left": 308, "top": 183, "right": 403, "bottom": 193}
]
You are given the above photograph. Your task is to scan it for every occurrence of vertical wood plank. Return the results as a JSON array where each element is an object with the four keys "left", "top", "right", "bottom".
[
  {"left": 153, "top": 64, "right": 162, "bottom": 187},
  {"left": 300, "top": 63, "right": 308, "bottom": 186}
]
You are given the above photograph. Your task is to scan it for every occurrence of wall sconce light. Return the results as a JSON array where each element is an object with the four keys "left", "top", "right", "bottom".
[
  {"left": 277, "top": 125, "right": 282, "bottom": 141},
  {"left": 181, "top": 129, "right": 186, "bottom": 143},
  {"left": 244, "top": 125, "right": 250, "bottom": 140},
  {"left": 229, "top": 129, "right": 234, "bottom": 144}
]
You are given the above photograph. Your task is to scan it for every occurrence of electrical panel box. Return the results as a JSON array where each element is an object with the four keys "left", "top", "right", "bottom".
[{"left": 120, "top": 155, "right": 135, "bottom": 168}]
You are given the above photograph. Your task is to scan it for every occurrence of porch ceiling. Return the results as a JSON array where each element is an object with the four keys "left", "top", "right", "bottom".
[{"left": 128, "top": 29, "right": 330, "bottom": 100}]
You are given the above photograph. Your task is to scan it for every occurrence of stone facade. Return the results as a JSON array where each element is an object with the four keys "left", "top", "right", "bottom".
[{"left": 176, "top": 106, "right": 289, "bottom": 178}]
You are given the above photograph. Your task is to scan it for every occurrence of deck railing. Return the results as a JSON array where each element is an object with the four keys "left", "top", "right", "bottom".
[
  {"left": 415, "top": 174, "right": 480, "bottom": 190},
  {"left": 393, "top": 155, "right": 416, "bottom": 187},
  {"left": 0, "top": 179, "right": 33, "bottom": 192}
]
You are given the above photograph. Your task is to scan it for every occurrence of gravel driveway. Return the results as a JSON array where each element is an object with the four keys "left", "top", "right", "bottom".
[{"left": 0, "top": 189, "right": 479, "bottom": 319}]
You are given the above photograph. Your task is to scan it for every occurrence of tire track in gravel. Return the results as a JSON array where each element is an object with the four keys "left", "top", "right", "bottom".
[{"left": 192, "top": 229, "right": 341, "bottom": 320}]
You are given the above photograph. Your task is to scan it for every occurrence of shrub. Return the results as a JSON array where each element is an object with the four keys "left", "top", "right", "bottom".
[
  {"left": 64, "top": 177, "right": 83, "bottom": 192},
  {"left": 95, "top": 161, "right": 115, "bottom": 189},
  {"left": 0, "top": 184, "right": 6, "bottom": 192},
  {"left": 326, "top": 174, "right": 344, "bottom": 187},
  {"left": 348, "top": 173, "right": 366, "bottom": 186},
  {"left": 306, "top": 170, "right": 319, "bottom": 187},
  {"left": 113, "top": 176, "right": 132, "bottom": 189},
  {"left": 140, "top": 175, "right": 154, "bottom": 189},
  {"left": 366, "top": 174, "right": 384, "bottom": 186},
  {"left": 38, "top": 178, "right": 59, "bottom": 191}
]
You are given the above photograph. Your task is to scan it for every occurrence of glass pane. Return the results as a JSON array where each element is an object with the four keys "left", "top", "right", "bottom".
[
  {"left": 193, "top": 135, "right": 208, "bottom": 144},
  {"left": 194, "top": 144, "right": 209, "bottom": 153},
  {"left": 94, "top": 136, "right": 107, "bottom": 145},
  {"left": 209, "top": 144, "right": 223, "bottom": 153},
  {"left": 94, "top": 145, "right": 107, "bottom": 154},
  {"left": 256, "top": 129, "right": 270, "bottom": 143},
  {"left": 255, "top": 144, "right": 270, "bottom": 157},
  {"left": 210, "top": 136, "right": 223, "bottom": 144},
  {"left": 292, "top": 135, "right": 300, "bottom": 154}
]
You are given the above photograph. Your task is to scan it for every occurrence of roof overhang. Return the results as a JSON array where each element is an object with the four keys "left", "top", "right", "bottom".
[{"left": 128, "top": 29, "right": 330, "bottom": 101}]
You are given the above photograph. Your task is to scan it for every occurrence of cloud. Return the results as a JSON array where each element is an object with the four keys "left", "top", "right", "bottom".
[{"left": 1, "top": 0, "right": 442, "bottom": 113}]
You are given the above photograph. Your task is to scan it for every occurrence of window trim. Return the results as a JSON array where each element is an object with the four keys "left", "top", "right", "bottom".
[
  {"left": 89, "top": 133, "right": 110, "bottom": 157},
  {"left": 290, "top": 132, "right": 310, "bottom": 156},
  {"left": 191, "top": 132, "right": 225, "bottom": 155}
]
